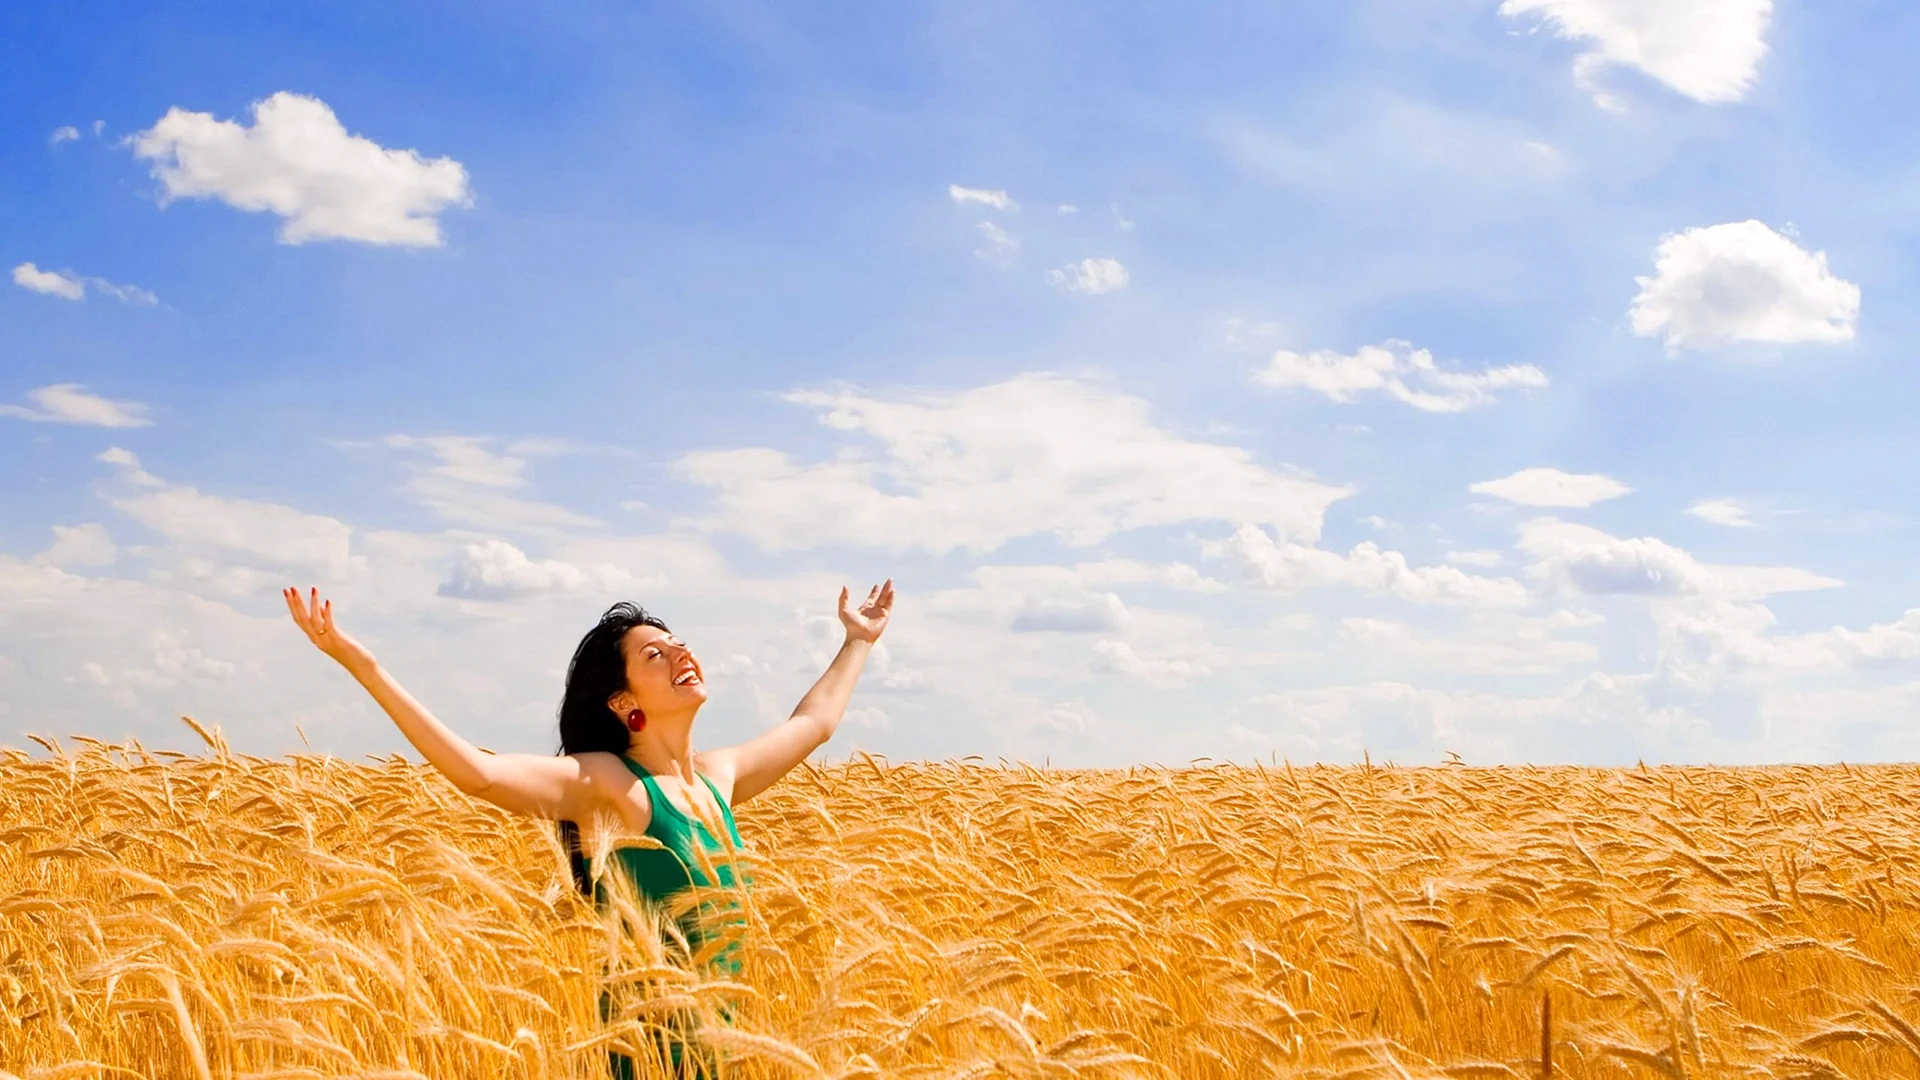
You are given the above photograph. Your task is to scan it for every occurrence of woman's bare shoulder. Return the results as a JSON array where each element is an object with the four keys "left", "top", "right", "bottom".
[
  {"left": 568, "top": 750, "right": 635, "bottom": 783},
  {"left": 567, "top": 750, "right": 650, "bottom": 821}
]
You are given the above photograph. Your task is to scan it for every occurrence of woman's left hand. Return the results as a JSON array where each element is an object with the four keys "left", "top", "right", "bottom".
[{"left": 839, "top": 579, "right": 895, "bottom": 643}]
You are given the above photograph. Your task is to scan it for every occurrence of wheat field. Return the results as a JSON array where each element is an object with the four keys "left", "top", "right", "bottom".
[{"left": 4, "top": 723, "right": 1920, "bottom": 1079}]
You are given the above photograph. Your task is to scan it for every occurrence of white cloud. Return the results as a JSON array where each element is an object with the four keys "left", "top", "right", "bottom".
[
  {"left": 32, "top": 525, "right": 117, "bottom": 569},
  {"left": 1650, "top": 600, "right": 1920, "bottom": 689},
  {"left": 1209, "top": 524, "right": 1529, "bottom": 608},
  {"left": 0, "top": 384, "right": 152, "bottom": 428},
  {"left": 1254, "top": 341, "right": 1547, "bottom": 413},
  {"left": 437, "top": 539, "right": 626, "bottom": 601},
  {"left": 1687, "top": 498, "right": 1756, "bottom": 528},
  {"left": 99, "top": 448, "right": 361, "bottom": 579},
  {"left": 678, "top": 375, "right": 1351, "bottom": 554},
  {"left": 385, "top": 435, "right": 527, "bottom": 487},
  {"left": 1046, "top": 257, "right": 1129, "bottom": 295},
  {"left": 1795, "top": 611, "right": 1920, "bottom": 669},
  {"left": 1517, "top": 518, "right": 1840, "bottom": 600},
  {"left": 11, "top": 264, "right": 157, "bottom": 305},
  {"left": 13, "top": 263, "right": 85, "bottom": 300},
  {"left": 1091, "top": 640, "right": 1211, "bottom": 686},
  {"left": 1501, "top": 0, "right": 1772, "bottom": 106},
  {"left": 51, "top": 126, "right": 80, "bottom": 145},
  {"left": 131, "top": 91, "right": 471, "bottom": 247},
  {"left": 380, "top": 435, "right": 598, "bottom": 532},
  {"left": 974, "top": 221, "right": 1018, "bottom": 261},
  {"left": 1470, "top": 467, "right": 1632, "bottom": 508},
  {"left": 1032, "top": 700, "right": 1097, "bottom": 734},
  {"left": 89, "top": 279, "right": 159, "bottom": 305},
  {"left": 1010, "top": 592, "right": 1132, "bottom": 634},
  {"left": 949, "top": 185, "right": 1015, "bottom": 211},
  {"left": 922, "top": 560, "right": 1221, "bottom": 641},
  {"left": 1629, "top": 221, "right": 1858, "bottom": 354},
  {"left": 1056, "top": 204, "right": 1080, "bottom": 215}
]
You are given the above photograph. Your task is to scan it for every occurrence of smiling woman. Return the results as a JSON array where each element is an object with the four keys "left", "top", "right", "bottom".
[{"left": 282, "top": 579, "right": 895, "bottom": 1078}]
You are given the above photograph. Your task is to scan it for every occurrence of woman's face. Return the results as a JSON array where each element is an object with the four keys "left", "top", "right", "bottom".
[{"left": 617, "top": 624, "right": 708, "bottom": 718}]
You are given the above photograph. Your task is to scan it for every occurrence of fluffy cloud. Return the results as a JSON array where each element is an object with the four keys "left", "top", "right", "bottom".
[
  {"left": 50, "top": 126, "right": 81, "bottom": 145},
  {"left": 99, "top": 448, "right": 361, "bottom": 580},
  {"left": 437, "top": 539, "right": 626, "bottom": 601},
  {"left": 1254, "top": 341, "right": 1547, "bottom": 412},
  {"left": 131, "top": 92, "right": 471, "bottom": 247},
  {"left": 1046, "top": 258, "right": 1128, "bottom": 295},
  {"left": 1650, "top": 601, "right": 1920, "bottom": 693},
  {"left": 0, "top": 385, "right": 151, "bottom": 428},
  {"left": 32, "top": 524, "right": 117, "bottom": 569},
  {"left": 1686, "top": 498, "right": 1756, "bottom": 528},
  {"left": 13, "top": 263, "right": 85, "bottom": 299},
  {"left": 949, "top": 185, "right": 1015, "bottom": 211},
  {"left": 1209, "top": 524, "right": 1529, "bottom": 608},
  {"left": 1629, "top": 221, "right": 1859, "bottom": 353},
  {"left": 1501, "top": 0, "right": 1772, "bottom": 106},
  {"left": 1032, "top": 700, "right": 1097, "bottom": 734},
  {"left": 679, "top": 375, "right": 1350, "bottom": 554},
  {"left": 1470, "top": 467, "right": 1631, "bottom": 508},
  {"left": 1518, "top": 519, "right": 1840, "bottom": 600},
  {"left": 1091, "top": 640, "right": 1211, "bottom": 686}
]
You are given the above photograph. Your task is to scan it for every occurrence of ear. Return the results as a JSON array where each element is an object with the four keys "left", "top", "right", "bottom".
[{"left": 607, "top": 690, "right": 634, "bottom": 716}]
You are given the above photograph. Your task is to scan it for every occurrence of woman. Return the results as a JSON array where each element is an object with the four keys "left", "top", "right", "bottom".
[{"left": 283, "top": 579, "right": 895, "bottom": 1078}]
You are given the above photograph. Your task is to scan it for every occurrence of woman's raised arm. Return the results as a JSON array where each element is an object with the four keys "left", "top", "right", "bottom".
[
  {"left": 283, "top": 587, "right": 599, "bottom": 821},
  {"left": 704, "top": 580, "right": 894, "bottom": 805}
]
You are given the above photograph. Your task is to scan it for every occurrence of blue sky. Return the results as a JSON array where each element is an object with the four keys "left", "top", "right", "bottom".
[{"left": 6, "top": 0, "right": 1920, "bottom": 766}]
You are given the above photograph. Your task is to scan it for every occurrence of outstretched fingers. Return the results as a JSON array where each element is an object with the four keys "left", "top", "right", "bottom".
[{"left": 283, "top": 586, "right": 337, "bottom": 644}]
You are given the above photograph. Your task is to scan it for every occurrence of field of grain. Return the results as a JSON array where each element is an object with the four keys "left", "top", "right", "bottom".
[{"left": 4, "top": 723, "right": 1920, "bottom": 1079}]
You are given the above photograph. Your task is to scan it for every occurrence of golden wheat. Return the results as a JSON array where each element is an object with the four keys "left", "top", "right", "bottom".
[{"left": 4, "top": 726, "right": 1920, "bottom": 1077}]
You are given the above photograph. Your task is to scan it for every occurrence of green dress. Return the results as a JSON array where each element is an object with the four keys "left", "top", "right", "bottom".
[{"left": 586, "top": 756, "right": 751, "bottom": 1078}]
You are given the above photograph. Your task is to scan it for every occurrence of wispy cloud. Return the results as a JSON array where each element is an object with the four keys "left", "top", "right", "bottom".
[
  {"left": 11, "top": 263, "right": 158, "bottom": 304},
  {"left": 1687, "top": 498, "right": 1757, "bottom": 528},
  {"left": 1255, "top": 341, "right": 1547, "bottom": 413},
  {"left": 0, "top": 384, "right": 152, "bottom": 428}
]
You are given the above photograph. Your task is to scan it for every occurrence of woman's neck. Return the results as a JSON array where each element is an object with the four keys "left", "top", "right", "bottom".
[{"left": 628, "top": 720, "right": 698, "bottom": 782}]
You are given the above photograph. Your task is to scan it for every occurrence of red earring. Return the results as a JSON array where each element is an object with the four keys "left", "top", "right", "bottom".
[{"left": 625, "top": 709, "right": 646, "bottom": 732}]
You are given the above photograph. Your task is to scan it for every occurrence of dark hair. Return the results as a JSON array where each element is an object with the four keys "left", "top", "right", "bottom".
[{"left": 556, "top": 601, "right": 671, "bottom": 895}]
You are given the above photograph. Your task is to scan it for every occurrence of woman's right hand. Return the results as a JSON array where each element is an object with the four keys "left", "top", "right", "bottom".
[{"left": 283, "top": 586, "right": 373, "bottom": 670}]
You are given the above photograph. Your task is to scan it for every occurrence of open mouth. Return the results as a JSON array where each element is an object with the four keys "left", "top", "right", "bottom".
[{"left": 673, "top": 667, "right": 702, "bottom": 686}]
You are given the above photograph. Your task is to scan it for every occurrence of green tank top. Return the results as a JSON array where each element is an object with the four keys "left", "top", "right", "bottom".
[{"left": 593, "top": 755, "right": 750, "bottom": 973}]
